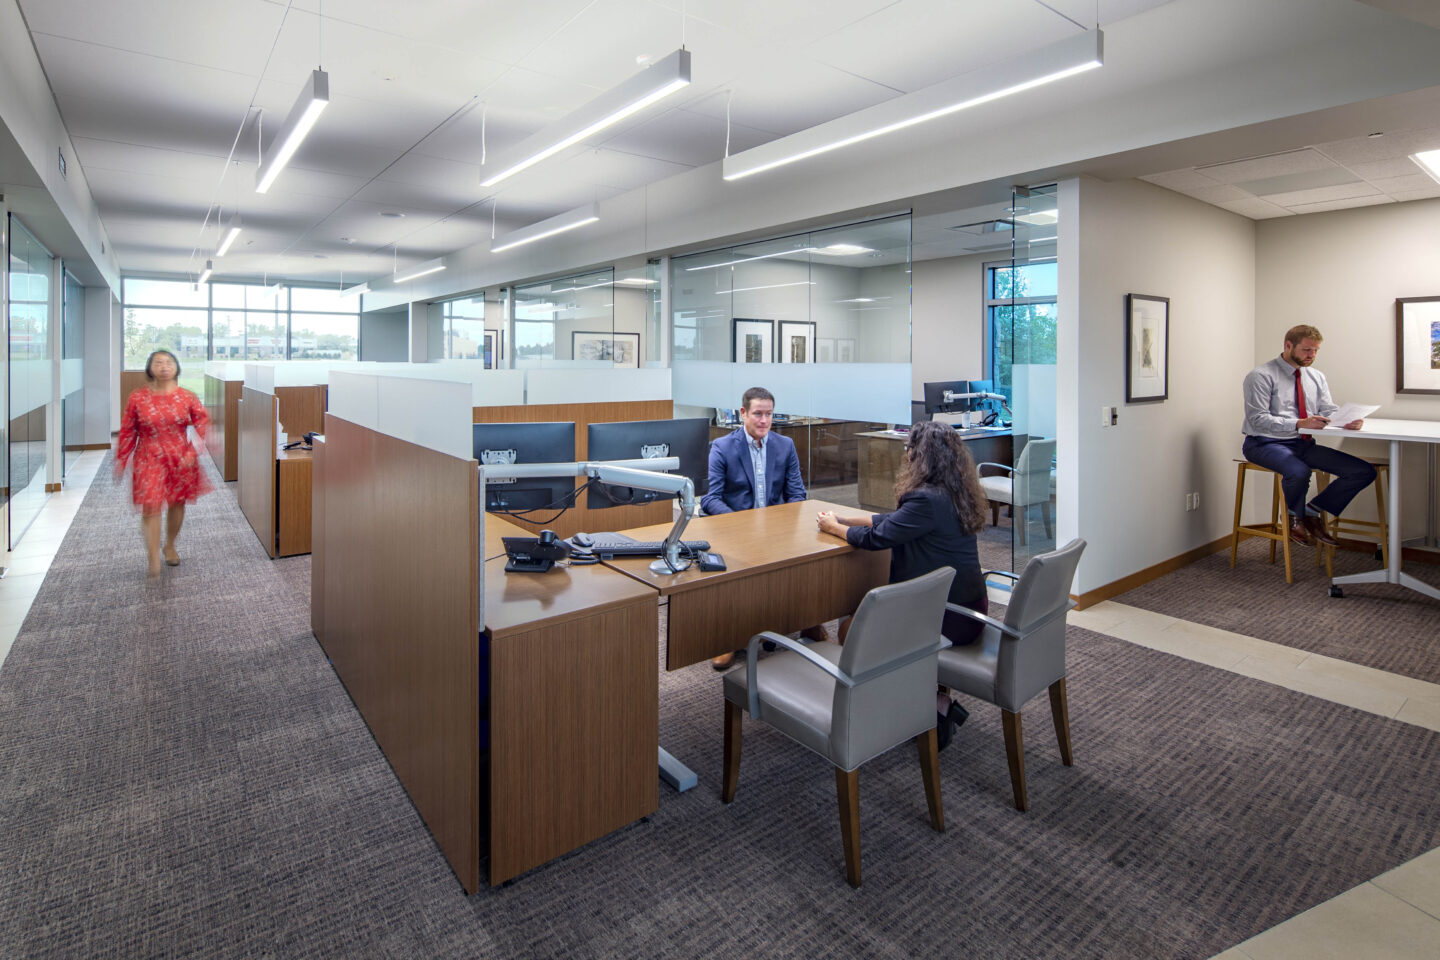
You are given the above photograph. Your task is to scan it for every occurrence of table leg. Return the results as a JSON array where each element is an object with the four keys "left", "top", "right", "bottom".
[
  {"left": 1330, "top": 439, "right": 1440, "bottom": 602},
  {"left": 659, "top": 746, "right": 697, "bottom": 792}
]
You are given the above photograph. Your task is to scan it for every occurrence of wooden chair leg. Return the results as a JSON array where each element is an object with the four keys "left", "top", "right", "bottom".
[
  {"left": 1048, "top": 678, "right": 1073, "bottom": 767},
  {"left": 1275, "top": 474, "right": 1293, "bottom": 584},
  {"left": 1001, "top": 709, "right": 1027, "bottom": 812},
  {"left": 917, "top": 728, "right": 944, "bottom": 833},
  {"left": 1039, "top": 501, "right": 1052, "bottom": 538},
  {"left": 835, "top": 767, "right": 862, "bottom": 888},
  {"left": 1375, "top": 468, "right": 1389, "bottom": 567},
  {"left": 990, "top": 500, "right": 999, "bottom": 526},
  {"left": 1267, "top": 473, "right": 1279, "bottom": 564},
  {"left": 721, "top": 698, "right": 742, "bottom": 803},
  {"left": 1230, "top": 462, "right": 1246, "bottom": 569}
]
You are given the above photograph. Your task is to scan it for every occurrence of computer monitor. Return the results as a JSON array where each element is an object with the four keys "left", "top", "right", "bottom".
[
  {"left": 586, "top": 418, "right": 709, "bottom": 509},
  {"left": 911, "top": 400, "right": 931, "bottom": 424},
  {"left": 923, "top": 380, "right": 971, "bottom": 416},
  {"left": 968, "top": 378, "right": 998, "bottom": 416},
  {"left": 473, "top": 421, "right": 577, "bottom": 513}
]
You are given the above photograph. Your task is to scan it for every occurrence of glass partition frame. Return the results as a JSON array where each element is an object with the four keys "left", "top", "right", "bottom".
[{"left": 6, "top": 215, "right": 53, "bottom": 548}]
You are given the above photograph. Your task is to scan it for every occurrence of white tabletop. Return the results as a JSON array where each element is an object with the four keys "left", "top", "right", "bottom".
[{"left": 1301, "top": 417, "right": 1440, "bottom": 444}]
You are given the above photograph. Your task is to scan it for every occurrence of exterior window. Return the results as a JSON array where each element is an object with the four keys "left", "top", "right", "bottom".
[{"left": 985, "top": 260, "right": 1057, "bottom": 403}]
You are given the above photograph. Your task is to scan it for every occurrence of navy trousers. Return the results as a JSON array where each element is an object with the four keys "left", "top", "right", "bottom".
[{"left": 1242, "top": 435, "right": 1376, "bottom": 518}]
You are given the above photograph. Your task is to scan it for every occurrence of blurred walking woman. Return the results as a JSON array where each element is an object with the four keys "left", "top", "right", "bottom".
[
  {"left": 115, "top": 350, "right": 212, "bottom": 576},
  {"left": 816, "top": 420, "right": 990, "bottom": 746}
]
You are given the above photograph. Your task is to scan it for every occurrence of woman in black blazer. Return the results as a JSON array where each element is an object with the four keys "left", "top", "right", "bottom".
[{"left": 817, "top": 420, "right": 990, "bottom": 746}]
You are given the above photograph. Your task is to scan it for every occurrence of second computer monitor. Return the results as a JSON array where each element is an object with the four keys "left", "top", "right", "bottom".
[
  {"left": 474, "top": 421, "right": 577, "bottom": 513},
  {"left": 586, "top": 418, "right": 709, "bottom": 509},
  {"left": 923, "top": 379, "right": 971, "bottom": 416}
]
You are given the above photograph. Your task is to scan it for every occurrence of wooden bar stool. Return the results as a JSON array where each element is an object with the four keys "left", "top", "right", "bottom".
[
  {"left": 1314, "top": 460, "right": 1389, "bottom": 577},
  {"left": 1230, "top": 459, "right": 1319, "bottom": 584}
]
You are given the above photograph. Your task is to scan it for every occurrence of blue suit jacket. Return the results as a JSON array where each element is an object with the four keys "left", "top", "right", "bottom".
[{"left": 702, "top": 428, "right": 807, "bottom": 515}]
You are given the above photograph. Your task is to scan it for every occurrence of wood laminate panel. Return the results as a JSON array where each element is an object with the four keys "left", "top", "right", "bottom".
[
  {"left": 315, "top": 414, "right": 481, "bottom": 892},
  {"left": 237, "top": 387, "right": 278, "bottom": 558},
  {"left": 276, "top": 385, "right": 327, "bottom": 437},
  {"left": 856, "top": 430, "right": 1014, "bottom": 512},
  {"left": 204, "top": 376, "right": 243, "bottom": 482},
  {"left": 276, "top": 452, "right": 312, "bottom": 557},
  {"left": 120, "top": 370, "right": 149, "bottom": 410},
  {"left": 311, "top": 437, "right": 325, "bottom": 638},
  {"left": 604, "top": 499, "right": 889, "bottom": 669},
  {"left": 472, "top": 400, "right": 673, "bottom": 539},
  {"left": 489, "top": 595, "right": 658, "bottom": 885}
]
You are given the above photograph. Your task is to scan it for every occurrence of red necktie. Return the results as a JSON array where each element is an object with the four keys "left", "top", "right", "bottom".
[{"left": 1294, "top": 368, "right": 1314, "bottom": 442}]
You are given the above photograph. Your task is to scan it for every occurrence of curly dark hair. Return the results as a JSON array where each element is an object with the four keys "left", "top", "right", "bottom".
[
  {"left": 895, "top": 421, "right": 988, "bottom": 535},
  {"left": 144, "top": 349, "right": 181, "bottom": 381}
]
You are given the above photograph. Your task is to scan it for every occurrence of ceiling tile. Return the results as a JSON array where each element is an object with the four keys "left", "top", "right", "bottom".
[
  {"left": 1345, "top": 156, "right": 1431, "bottom": 180},
  {"left": 1216, "top": 197, "right": 1293, "bottom": 219},
  {"left": 596, "top": 105, "right": 770, "bottom": 167},
  {"left": 1370, "top": 173, "right": 1440, "bottom": 193},
  {"left": 1141, "top": 169, "right": 1226, "bottom": 192},
  {"left": 1389, "top": 186, "right": 1440, "bottom": 201},
  {"left": 1314, "top": 126, "right": 1440, "bottom": 164},
  {"left": 1198, "top": 148, "right": 1337, "bottom": 184},
  {"left": 1285, "top": 195, "right": 1394, "bottom": 214},
  {"left": 1263, "top": 181, "right": 1380, "bottom": 207}
]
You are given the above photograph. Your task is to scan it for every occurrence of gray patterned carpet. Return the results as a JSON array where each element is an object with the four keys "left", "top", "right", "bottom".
[
  {"left": 1116, "top": 538, "right": 1440, "bottom": 684},
  {"left": 1, "top": 459, "right": 1438, "bottom": 958}
]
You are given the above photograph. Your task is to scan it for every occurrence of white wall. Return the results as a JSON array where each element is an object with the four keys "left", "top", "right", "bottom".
[
  {"left": 83, "top": 286, "right": 114, "bottom": 441},
  {"left": 1065, "top": 177, "right": 1257, "bottom": 594},
  {"left": 361, "top": 308, "right": 409, "bottom": 361},
  {"left": 1256, "top": 197, "right": 1440, "bottom": 539},
  {"left": 911, "top": 252, "right": 988, "bottom": 399}
]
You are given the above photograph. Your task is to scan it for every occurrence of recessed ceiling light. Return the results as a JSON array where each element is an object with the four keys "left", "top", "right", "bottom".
[
  {"left": 1368, "top": 132, "right": 1385, "bottom": 138},
  {"left": 813, "top": 243, "right": 874, "bottom": 256},
  {"left": 380, "top": 211, "right": 405, "bottom": 218}
]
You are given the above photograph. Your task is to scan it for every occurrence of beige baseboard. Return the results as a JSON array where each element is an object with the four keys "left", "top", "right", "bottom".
[{"left": 65, "top": 443, "right": 113, "bottom": 451}]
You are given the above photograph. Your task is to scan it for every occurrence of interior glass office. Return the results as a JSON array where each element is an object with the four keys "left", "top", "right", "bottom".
[
  {"left": 670, "top": 214, "right": 913, "bottom": 508},
  {"left": 512, "top": 268, "right": 637, "bottom": 367},
  {"left": 6, "top": 215, "right": 52, "bottom": 549},
  {"left": 61, "top": 269, "right": 85, "bottom": 476}
]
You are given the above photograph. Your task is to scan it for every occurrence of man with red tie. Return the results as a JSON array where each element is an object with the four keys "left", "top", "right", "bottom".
[{"left": 1242, "top": 324, "right": 1374, "bottom": 546}]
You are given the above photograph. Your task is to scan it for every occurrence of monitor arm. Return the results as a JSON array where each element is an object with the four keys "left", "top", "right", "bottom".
[
  {"left": 479, "top": 457, "right": 696, "bottom": 574},
  {"left": 941, "top": 390, "right": 1013, "bottom": 425}
]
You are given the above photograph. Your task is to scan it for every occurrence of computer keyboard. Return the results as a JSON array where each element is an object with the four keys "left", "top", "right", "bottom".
[{"left": 589, "top": 539, "right": 711, "bottom": 557}]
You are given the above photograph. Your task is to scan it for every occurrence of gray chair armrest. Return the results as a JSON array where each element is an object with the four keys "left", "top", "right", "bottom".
[
  {"left": 976, "top": 462, "right": 1012, "bottom": 478},
  {"left": 745, "top": 631, "right": 855, "bottom": 720},
  {"left": 983, "top": 569, "right": 1020, "bottom": 584},
  {"left": 944, "top": 602, "right": 1014, "bottom": 637},
  {"left": 945, "top": 599, "right": 1077, "bottom": 640}
]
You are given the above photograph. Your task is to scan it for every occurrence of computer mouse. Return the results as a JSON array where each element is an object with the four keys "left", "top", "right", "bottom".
[{"left": 572, "top": 532, "right": 594, "bottom": 548}]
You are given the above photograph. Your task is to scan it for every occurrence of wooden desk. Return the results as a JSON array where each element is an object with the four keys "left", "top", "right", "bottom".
[
  {"left": 603, "top": 499, "right": 890, "bottom": 670},
  {"left": 238, "top": 386, "right": 314, "bottom": 558},
  {"left": 856, "top": 428, "right": 1014, "bottom": 511}
]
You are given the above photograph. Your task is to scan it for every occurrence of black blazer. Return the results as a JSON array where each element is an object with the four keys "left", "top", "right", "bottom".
[{"left": 845, "top": 486, "right": 985, "bottom": 607}]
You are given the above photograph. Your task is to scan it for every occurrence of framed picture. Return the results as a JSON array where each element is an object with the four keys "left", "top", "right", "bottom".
[
  {"left": 778, "top": 321, "right": 816, "bottom": 363},
  {"left": 1125, "top": 293, "right": 1169, "bottom": 403},
  {"left": 482, "top": 331, "right": 497, "bottom": 369},
  {"left": 836, "top": 338, "right": 855, "bottom": 363},
  {"left": 572, "top": 331, "right": 640, "bottom": 368},
  {"left": 1396, "top": 296, "right": 1440, "bottom": 395},
  {"left": 817, "top": 338, "right": 835, "bottom": 363},
  {"left": 732, "top": 319, "right": 774, "bottom": 363}
]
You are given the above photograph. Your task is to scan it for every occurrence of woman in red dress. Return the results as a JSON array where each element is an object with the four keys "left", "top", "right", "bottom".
[{"left": 115, "top": 350, "right": 213, "bottom": 576}]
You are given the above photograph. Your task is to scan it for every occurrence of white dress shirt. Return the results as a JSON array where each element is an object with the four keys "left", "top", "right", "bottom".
[{"left": 1242, "top": 355, "right": 1338, "bottom": 439}]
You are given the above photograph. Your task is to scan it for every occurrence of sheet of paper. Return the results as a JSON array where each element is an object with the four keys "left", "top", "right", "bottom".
[{"left": 1326, "top": 402, "right": 1379, "bottom": 425}]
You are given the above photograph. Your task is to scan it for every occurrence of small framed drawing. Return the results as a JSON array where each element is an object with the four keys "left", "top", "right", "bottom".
[
  {"left": 733, "top": 319, "right": 774, "bottom": 363},
  {"left": 1125, "top": 293, "right": 1169, "bottom": 403},
  {"left": 482, "top": 331, "right": 497, "bottom": 369},
  {"left": 1396, "top": 296, "right": 1440, "bottom": 395},
  {"left": 572, "top": 331, "right": 640, "bottom": 367},
  {"left": 817, "top": 338, "right": 836, "bottom": 363},
  {"left": 778, "top": 321, "right": 816, "bottom": 363},
  {"left": 836, "top": 338, "right": 856, "bottom": 363}
]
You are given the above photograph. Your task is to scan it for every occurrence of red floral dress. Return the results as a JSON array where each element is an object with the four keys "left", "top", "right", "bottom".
[{"left": 116, "top": 388, "right": 214, "bottom": 508}]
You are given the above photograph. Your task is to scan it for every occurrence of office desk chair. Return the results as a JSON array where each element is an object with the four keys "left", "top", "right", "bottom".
[
  {"left": 938, "top": 538, "right": 1085, "bottom": 811},
  {"left": 977, "top": 437, "right": 1056, "bottom": 546},
  {"left": 721, "top": 567, "right": 955, "bottom": 887}
]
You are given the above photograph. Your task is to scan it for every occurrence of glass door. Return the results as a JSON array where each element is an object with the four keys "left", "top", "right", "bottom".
[
  {"left": 62, "top": 268, "right": 85, "bottom": 476},
  {"left": 1002, "top": 185, "right": 1059, "bottom": 571},
  {"left": 7, "top": 215, "right": 53, "bottom": 549}
]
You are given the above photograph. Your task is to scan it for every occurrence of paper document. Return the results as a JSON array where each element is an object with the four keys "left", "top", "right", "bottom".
[{"left": 1325, "top": 402, "right": 1379, "bottom": 426}]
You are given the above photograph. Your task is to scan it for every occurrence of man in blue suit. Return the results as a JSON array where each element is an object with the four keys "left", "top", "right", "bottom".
[
  {"left": 703, "top": 386, "right": 807, "bottom": 515},
  {"left": 702, "top": 386, "right": 808, "bottom": 669}
]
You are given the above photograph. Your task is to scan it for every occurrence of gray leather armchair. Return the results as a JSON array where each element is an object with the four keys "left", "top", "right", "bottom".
[
  {"left": 721, "top": 567, "right": 955, "bottom": 887},
  {"left": 938, "top": 538, "right": 1086, "bottom": 811}
]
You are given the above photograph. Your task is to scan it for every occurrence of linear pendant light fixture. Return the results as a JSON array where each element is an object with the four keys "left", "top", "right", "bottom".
[
  {"left": 198, "top": 259, "right": 214, "bottom": 284},
  {"left": 255, "top": 69, "right": 330, "bottom": 194},
  {"left": 394, "top": 257, "right": 446, "bottom": 284},
  {"left": 480, "top": 49, "right": 690, "bottom": 187},
  {"left": 215, "top": 214, "right": 242, "bottom": 257},
  {"left": 491, "top": 203, "right": 599, "bottom": 253},
  {"left": 723, "top": 29, "right": 1102, "bottom": 181}
]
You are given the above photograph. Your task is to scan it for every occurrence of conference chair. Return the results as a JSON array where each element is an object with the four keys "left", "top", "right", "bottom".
[
  {"left": 937, "top": 538, "right": 1086, "bottom": 811},
  {"left": 978, "top": 437, "right": 1056, "bottom": 546},
  {"left": 721, "top": 567, "right": 955, "bottom": 888}
]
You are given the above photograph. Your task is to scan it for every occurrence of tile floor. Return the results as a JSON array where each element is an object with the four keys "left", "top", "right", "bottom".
[{"left": 1, "top": 458, "right": 1436, "bottom": 958}]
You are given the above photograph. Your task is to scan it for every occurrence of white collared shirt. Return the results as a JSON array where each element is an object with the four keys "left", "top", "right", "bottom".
[
  {"left": 1242, "top": 355, "right": 1338, "bottom": 438},
  {"left": 747, "top": 431, "right": 768, "bottom": 508}
]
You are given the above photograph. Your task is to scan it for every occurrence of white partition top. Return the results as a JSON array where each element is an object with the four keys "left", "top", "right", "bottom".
[
  {"left": 428, "top": 360, "right": 526, "bottom": 406},
  {"left": 525, "top": 367, "right": 672, "bottom": 405},
  {"left": 204, "top": 360, "right": 247, "bottom": 380},
  {"left": 273, "top": 361, "right": 335, "bottom": 387},
  {"left": 328, "top": 370, "right": 473, "bottom": 459},
  {"left": 244, "top": 363, "right": 275, "bottom": 394},
  {"left": 673, "top": 361, "right": 909, "bottom": 424}
]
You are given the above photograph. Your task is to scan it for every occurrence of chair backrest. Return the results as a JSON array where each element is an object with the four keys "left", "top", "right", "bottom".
[
  {"left": 1013, "top": 438, "right": 1056, "bottom": 505},
  {"left": 995, "top": 538, "right": 1086, "bottom": 711},
  {"left": 831, "top": 566, "right": 955, "bottom": 770}
]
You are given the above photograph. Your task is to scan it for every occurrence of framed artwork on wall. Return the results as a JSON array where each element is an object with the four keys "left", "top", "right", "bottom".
[
  {"left": 778, "top": 321, "right": 816, "bottom": 363},
  {"left": 1396, "top": 296, "right": 1440, "bottom": 395},
  {"left": 572, "top": 331, "right": 640, "bottom": 367},
  {"left": 1125, "top": 293, "right": 1169, "bottom": 402},
  {"left": 836, "top": 338, "right": 855, "bottom": 363},
  {"left": 732, "top": 319, "right": 774, "bottom": 363},
  {"left": 483, "top": 331, "right": 497, "bottom": 369},
  {"left": 817, "top": 338, "right": 835, "bottom": 363}
]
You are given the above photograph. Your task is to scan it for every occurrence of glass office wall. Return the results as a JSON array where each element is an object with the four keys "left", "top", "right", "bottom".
[
  {"left": 7, "top": 215, "right": 52, "bottom": 548},
  {"left": 671, "top": 214, "right": 912, "bottom": 506},
  {"left": 61, "top": 269, "right": 85, "bottom": 476},
  {"left": 513, "top": 268, "right": 624, "bottom": 366}
]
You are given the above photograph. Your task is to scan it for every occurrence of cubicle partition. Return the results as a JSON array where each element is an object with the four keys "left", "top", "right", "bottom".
[
  {"left": 236, "top": 364, "right": 329, "bottom": 557},
  {"left": 203, "top": 361, "right": 245, "bottom": 481}
]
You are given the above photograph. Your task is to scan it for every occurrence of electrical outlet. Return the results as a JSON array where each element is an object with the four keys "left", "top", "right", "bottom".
[
  {"left": 1183, "top": 493, "right": 1192, "bottom": 511},
  {"left": 1110, "top": 406, "right": 1119, "bottom": 426}
]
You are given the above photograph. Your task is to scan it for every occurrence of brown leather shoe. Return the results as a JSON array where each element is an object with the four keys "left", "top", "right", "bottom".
[
  {"left": 1288, "top": 517, "right": 1312, "bottom": 546},
  {"left": 711, "top": 652, "right": 736, "bottom": 671},
  {"left": 1304, "top": 514, "right": 1339, "bottom": 547}
]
